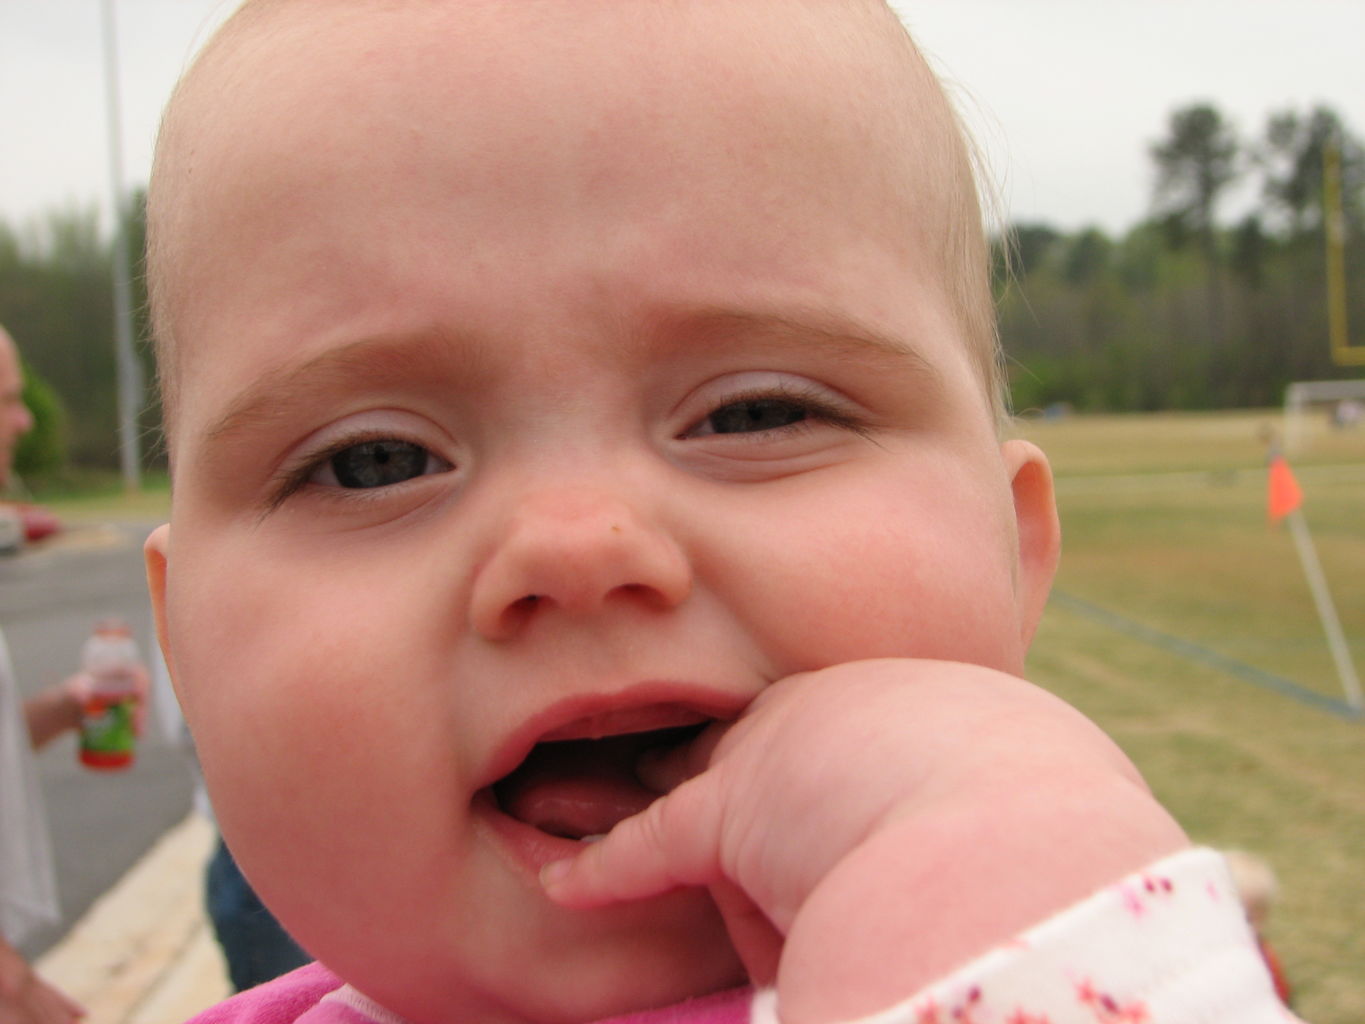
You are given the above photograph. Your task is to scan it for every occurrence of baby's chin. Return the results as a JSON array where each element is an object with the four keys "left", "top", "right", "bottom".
[
  {"left": 495, "top": 918, "right": 747, "bottom": 1024},
  {"left": 341, "top": 891, "right": 747, "bottom": 1024},
  {"left": 514, "top": 955, "right": 748, "bottom": 1024}
]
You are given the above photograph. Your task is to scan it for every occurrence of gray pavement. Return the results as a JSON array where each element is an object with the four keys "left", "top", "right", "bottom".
[
  {"left": 36, "top": 811, "right": 230, "bottom": 1024},
  {"left": 5, "top": 520, "right": 227, "bottom": 1020},
  {"left": 3, "top": 519, "right": 196, "bottom": 961}
]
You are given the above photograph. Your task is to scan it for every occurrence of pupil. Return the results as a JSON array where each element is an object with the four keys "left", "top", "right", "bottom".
[
  {"left": 331, "top": 441, "right": 427, "bottom": 488},
  {"left": 709, "top": 400, "right": 806, "bottom": 434}
]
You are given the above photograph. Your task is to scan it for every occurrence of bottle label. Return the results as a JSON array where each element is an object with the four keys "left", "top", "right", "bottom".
[{"left": 80, "top": 695, "right": 136, "bottom": 769}]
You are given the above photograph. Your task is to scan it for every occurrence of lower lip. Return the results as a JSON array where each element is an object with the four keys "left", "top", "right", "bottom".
[{"left": 472, "top": 789, "right": 591, "bottom": 875}]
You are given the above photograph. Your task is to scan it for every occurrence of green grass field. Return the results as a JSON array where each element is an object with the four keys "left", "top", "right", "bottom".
[{"left": 1020, "top": 409, "right": 1365, "bottom": 1024}]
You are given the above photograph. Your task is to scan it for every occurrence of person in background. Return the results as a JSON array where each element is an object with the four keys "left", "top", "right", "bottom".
[{"left": 0, "top": 324, "right": 86, "bottom": 1024}]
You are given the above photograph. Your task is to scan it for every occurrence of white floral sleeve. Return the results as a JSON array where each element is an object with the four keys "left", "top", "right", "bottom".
[{"left": 755, "top": 848, "right": 1303, "bottom": 1024}]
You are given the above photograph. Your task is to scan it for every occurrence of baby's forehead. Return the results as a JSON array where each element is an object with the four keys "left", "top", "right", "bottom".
[
  {"left": 150, "top": 0, "right": 982, "bottom": 432},
  {"left": 159, "top": 0, "right": 960, "bottom": 231},
  {"left": 176, "top": 0, "right": 948, "bottom": 163}
]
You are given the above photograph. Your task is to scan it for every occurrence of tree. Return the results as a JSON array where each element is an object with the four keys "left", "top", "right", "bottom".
[
  {"left": 1007, "top": 223, "right": 1061, "bottom": 279},
  {"left": 1259, "top": 105, "right": 1365, "bottom": 237},
  {"left": 1150, "top": 103, "right": 1241, "bottom": 347},
  {"left": 15, "top": 361, "right": 67, "bottom": 479},
  {"left": 1152, "top": 103, "right": 1241, "bottom": 241},
  {"left": 0, "top": 205, "right": 118, "bottom": 468},
  {"left": 1063, "top": 228, "right": 1112, "bottom": 287},
  {"left": 1230, "top": 214, "right": 1267, "bottom": 290}
]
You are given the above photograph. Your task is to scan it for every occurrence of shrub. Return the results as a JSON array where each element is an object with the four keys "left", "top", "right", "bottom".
[{"left": 15, "top": 362, "right": 67, "bottom": 479}]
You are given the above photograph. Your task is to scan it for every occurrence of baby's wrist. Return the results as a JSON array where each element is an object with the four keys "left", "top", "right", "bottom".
[{"left": 775, "top": 774, "right": 1186, "bottom": 1024}]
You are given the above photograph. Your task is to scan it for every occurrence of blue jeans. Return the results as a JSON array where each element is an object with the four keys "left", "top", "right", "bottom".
[{"left": 206, "top": 838, "right": 311, "bottom": 991}]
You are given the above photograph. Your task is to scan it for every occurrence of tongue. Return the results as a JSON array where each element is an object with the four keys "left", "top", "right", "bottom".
[{"left": 495, "top": 735, "right": 661, "bottom": 840}]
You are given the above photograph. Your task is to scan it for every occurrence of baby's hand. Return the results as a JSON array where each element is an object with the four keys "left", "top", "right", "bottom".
[{"left": 542, "top": 659, "right": 1187, "bottom": 1024}]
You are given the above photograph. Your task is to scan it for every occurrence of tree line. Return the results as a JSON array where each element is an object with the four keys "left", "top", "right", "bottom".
[
  {"left": 0, "top": 193, "right": 155, "bottom": 477},
  {"left": 0, "top": 101, "right": 1361, "bottom": 479},
  {"left": 1000, "top": 102, "right": 1364, "bottom": 413}
]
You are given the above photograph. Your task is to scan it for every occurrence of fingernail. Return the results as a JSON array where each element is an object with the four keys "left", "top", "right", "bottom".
[{"left": 540, "top": 858, "right": 572, "bottom": 890}]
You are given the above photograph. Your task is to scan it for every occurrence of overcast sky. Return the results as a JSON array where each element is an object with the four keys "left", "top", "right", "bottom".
[{"left": 3, "top": 1, "right": 1363, "bottom": 236}]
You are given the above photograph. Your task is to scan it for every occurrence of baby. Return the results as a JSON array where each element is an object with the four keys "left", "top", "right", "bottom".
[{"left": 142, "top": 2, "right": 1294, "bottom": 1023}]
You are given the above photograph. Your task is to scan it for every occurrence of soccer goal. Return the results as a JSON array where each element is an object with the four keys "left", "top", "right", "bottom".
[{"left": 1282, "top": 378, "right": 1365, "bottom": 455}]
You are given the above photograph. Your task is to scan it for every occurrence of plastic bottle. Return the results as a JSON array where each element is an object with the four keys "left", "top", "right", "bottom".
[{"left": 78, "top": 618, "right": 142, "bottom": 771}]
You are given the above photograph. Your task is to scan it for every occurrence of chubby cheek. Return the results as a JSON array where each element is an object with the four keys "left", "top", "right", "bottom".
[
  {"left": 716, "top": 468, "right": 1026, "bottom": 676},
  {"left": 169, "top": 541, "right": 467, "bottom": 932}
]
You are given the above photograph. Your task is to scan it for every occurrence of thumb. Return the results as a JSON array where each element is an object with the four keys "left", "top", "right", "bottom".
[{"left": 541, "top": 768, "right": 726, "bottom": 909}]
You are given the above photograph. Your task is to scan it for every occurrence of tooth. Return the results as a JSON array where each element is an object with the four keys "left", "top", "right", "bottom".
[{"left": 581, "top": 834, "right": 607, "bottom": 843}]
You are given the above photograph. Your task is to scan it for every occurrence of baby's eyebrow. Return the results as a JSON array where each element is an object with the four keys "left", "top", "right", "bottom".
[
  {"left": 203, "top": 332, "right": 475, "bottom": 448},
  {"left": 670, "top": 307, "right": 943, "bottom": 381},
  {"left": 199, "top": 309, "right": 940, "bottom": 452}
]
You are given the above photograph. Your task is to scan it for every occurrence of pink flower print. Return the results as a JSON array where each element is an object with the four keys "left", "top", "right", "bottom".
[
  {"left": 1006, "top": 1012, "right": 1052, "bottom": 1024},
  {"left": 1076, "top": 979, "right": 1149, "bottom": 1023},
  {"left": 1119, "top": 884, "right": 1147, "bottom": 918},
  {"left": 912, "top": 1000, "right": 942, "bottom": 1024},
  {"left": 948, "top": 985, "right": 983, "bottom": 1023},
  {"left": 1120, "top": 873, "right": 1175, "bottom": 918},
  {"left": 1144, "top": 875, "right": 1173, "bottom": 895}
]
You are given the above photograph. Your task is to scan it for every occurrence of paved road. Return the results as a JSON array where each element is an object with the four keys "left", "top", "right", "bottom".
[{"left": 2, "top": 519, "right": 196, "bottom": 960}]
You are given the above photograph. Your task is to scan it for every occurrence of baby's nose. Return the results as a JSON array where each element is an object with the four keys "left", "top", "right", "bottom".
[{"left": 469, "top": 490, "right": 691, "bottom": 641}]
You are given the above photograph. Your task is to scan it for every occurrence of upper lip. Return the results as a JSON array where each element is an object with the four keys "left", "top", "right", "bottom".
[{"left": 478, "top": 683, "right": 749, "bottom": 791}]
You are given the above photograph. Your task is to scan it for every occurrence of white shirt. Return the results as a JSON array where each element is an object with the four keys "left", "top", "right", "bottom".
[{"left": 0, "top": 627, "right": 60, "bottom": 945}]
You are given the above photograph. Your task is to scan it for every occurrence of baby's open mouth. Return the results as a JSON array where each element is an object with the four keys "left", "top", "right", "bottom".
[{"left": 491, "top": 723, "right": 707, "bottom": 841}]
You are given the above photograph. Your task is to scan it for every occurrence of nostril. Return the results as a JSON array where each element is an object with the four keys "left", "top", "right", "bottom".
[
  {"left": 615, "top": 582, "right": 671, "bottom": 607},
  {"left": 486, "top": 594, "right": 541, "bottom": 639}
]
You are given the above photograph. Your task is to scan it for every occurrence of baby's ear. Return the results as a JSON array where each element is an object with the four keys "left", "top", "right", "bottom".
[
  {"left": 1001, "top": 439, "right": 1060, "bottom": 648},
  {"left": 144, "top": 525, "right": 177, "bottom": 687}
]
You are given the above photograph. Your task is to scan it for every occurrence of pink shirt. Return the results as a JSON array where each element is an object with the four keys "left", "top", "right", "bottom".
[{"left": 185, "top": 849, "right": 1302, "bottom": 1024}]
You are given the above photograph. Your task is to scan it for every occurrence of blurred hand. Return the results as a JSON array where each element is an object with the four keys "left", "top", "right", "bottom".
[
  {"left": 62, "top": 663, "right": 149, "bottom": 736},
  {"left": 0, "top": 939, "right": 84, "bottom": 1024}
]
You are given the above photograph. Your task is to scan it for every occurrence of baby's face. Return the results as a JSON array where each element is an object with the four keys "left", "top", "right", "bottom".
[{"left": 147, "top": 3, "right": 1056, "bottom": 1022}]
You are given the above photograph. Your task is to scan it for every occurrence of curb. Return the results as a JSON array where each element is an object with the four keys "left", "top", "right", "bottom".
[{"left": 36, "top": 811, "right": 230, "bottom": 1024}]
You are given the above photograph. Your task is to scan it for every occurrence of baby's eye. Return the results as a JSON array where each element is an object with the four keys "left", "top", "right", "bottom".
[
  {"left": 682, "top": 379, "right": 868, "bottom": 441},
  {"left": 694, "top": 398, "right": 809, "bottom": 436},
  {"left": 315, "top": 439, "right": 451, "bottom": 488}
]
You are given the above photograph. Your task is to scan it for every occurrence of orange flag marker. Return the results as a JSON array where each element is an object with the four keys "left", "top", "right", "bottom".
[
  {"left": 1267, "top": 454, "right": 1303, "bottom": 522},
  {"left": 1265, "top": 451, "right": 1362, "bottom": 710}
]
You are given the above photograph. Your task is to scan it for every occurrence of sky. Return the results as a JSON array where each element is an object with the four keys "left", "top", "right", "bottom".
[{"left": 2, "top": 1, "right": 1364, "bottom": 237}]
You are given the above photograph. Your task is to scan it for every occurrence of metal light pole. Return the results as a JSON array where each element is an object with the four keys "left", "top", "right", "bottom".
[{"left": 100, "top": 0, "right": 143, "bottom": 492}]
